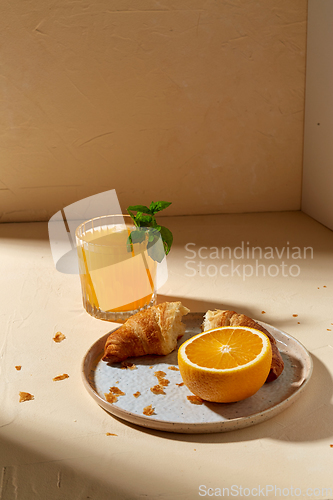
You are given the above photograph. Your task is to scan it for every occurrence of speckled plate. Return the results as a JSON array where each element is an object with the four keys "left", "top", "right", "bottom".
[{"left": 82, "top": 313, "right": 313, "bottom": 434}]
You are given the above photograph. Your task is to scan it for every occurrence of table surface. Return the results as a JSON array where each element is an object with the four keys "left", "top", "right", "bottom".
[{"left": 0, "top": 211, "right": 332, "bottom": 500}]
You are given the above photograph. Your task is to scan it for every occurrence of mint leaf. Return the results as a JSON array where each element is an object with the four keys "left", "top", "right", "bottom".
[
  {"left": 134, "top": 213, "right": 152, "bottom": 226},
  {"left": 127, "top": 209, "right": 137, "bottom": 225},
  {"left": 147, "top": 231, "right": 165, "bottom": 263},
  {"left": 130, "top": 229, "right": 147, "bottom": 244},
  {"left": 127, "top": 205, "right": 152, "bottom": 214},
  {"left": 159, "top": 226, "right": 173, "bottom": 255},
  {"left": 147, "top": 240, "right": 165, "bottom": 262},
  {"left": 149, "top": 201, "right": 172, "bottom": 214},
  {"left": 126, "top": 201, "right": 173, "bottom": 262}
]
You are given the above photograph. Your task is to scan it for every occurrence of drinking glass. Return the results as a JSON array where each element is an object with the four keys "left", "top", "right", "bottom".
[{"left": 75, "top": 215, "right": 157, "bottom": 322}]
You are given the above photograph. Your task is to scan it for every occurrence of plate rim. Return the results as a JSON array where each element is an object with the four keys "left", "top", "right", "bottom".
[{"left": 81, "top": 314, "right": 313, "bottom": 433}]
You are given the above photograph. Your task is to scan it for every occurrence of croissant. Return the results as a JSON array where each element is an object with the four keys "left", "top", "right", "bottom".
[
  {"left": 202, "top": 310, "right": 284, "bottom": 382},
  {"left": 102, "top": 302, "right": 190, "bottom": 363}
]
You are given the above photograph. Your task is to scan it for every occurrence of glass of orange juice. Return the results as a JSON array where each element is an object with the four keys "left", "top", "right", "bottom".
[{"left": 75, "top": 215, "right": 157, "bottom": 322}]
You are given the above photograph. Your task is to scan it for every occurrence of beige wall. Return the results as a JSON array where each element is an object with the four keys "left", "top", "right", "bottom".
[
  {"left": 0, "top": 0, "right": 307, "bottom": 222},
  {"left": 302, "top": 0, "right": 333, "bottom": 231}
]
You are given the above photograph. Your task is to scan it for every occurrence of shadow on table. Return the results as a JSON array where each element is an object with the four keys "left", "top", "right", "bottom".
[
  {"left": 156, "top": 295, "right": 309, "bottom": 332},
  {"left": 157, "top": 294, "right": 257, "bottom": 316},
  {"left": 0, "top": 432, "right": 140, "bottom": 499},
  {"left": 109, "top": 352, "right": 333, "bottom": 445}
]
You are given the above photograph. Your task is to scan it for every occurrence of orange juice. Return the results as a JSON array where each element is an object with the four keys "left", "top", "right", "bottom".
[{"left": 76, "top": 216, "right": 157, "bottom": 321}]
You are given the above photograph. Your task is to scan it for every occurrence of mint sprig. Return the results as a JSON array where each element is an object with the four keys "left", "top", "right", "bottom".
[{"left": 127, "top": 201, "right": 173, "bottom": 262}]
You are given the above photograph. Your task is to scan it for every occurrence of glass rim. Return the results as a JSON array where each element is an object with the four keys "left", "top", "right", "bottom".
[{"left": 75, "top": 214, "right": 147, "bottom": 248}]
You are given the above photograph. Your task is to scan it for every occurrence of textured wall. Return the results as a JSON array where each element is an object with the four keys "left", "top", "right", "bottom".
[
  {"left": 0, "top": 0, "right": 307, "bottom": 222},
  {"left": 302, "top": 0, "right": 333, "bottom": 231}
]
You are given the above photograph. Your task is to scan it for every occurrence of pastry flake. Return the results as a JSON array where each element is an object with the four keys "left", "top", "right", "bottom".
[
  {"left": 154, "top": 371, "right": 169, "bottom": 387},
  {"left": 150, "top": 384, "right": 166, "bottom": 395},
  {"left": 143, "top": 404, "right": 155, "bottom": 416},
  {"left": 19, "top": 392, "right": 34, "bottom": 402},
  {"left": 105, "top": 393, "right": 118, "bottom": 403},
  {"left": 109, "top": 386, "right": 125, "bottom": 396},
  {"left": 53, "top": 374, "right": 69, "bottom": 381},
  {"left": 120, "top": 361, "right": 137, "bottom": 370},
  {"left": 53, "top": 332, "right": 66, "bottom": 343},
  {"left": 187, "top": 395, "right": 204, "bottom": 405},
  {"left": 105, "top": 385, "right": 126, "bottom": 403}
]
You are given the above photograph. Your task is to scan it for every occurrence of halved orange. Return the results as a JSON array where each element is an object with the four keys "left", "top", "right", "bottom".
[{"left": 178, "top": 326, "right": 272, "bottom": 403}]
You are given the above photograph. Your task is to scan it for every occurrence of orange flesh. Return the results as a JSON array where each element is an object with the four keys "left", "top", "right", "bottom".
[{"left": 185, "top": 328, "right": 263, "bottom": 369}]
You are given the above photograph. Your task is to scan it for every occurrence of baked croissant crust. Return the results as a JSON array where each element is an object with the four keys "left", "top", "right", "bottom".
[
  {"left": 102, "top": 302, "right": 190, "bottom": 363},
  {"left": 203, "top": 310, "right": 284, "bottom": 382}
]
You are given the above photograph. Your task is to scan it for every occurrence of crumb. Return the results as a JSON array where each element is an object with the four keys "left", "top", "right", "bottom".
[
  {"left": 53, "top": 331, "right": 66, "bottom": 343},
  {"left": 149, "top": 366, "right": 153, "bottom": 369},
  {"left": 143, "top": 404, "right": 155, "bottom": 416},
  {"left": 105, "top": 393, "right": 118, "bottom": 403},
  {"left": 53, "top": 374, "right": 69, "bottom": 381},
  {"left": 15, "top": 366, "right": 22, "bottom": 371},
  {"left": 324, "top": 286, "right": 327, "bottom": 288},
  {"left": 293, "top": 314, "right": 298, "bottom": 317},
  {"left": 106, "top": 433, "right": 118, "bottom": 436},
  {"left": 158, "top": 378, "right": 169, "bottom": 387},
  {"left": 155, "top": 377, "right": 168, "bottom": 386},
  {"left": 317, "top": 287, "right": 320, "bottom": 289},
  {"left": 150, "top": 384, "right": 166, "bottom": 395},
  {"left": 105, "top": 386, "right": 125, "bottom": 402},
  {"left": 194, "top": 449, "right": 196, "bottom": 451},
  {"left": 109, "top": 386, "right": 125, "bottom": 396},
  {"left": 261, "top": 311, "right": 265, "bottom": 314},
  {"left": 327, "top": 329, "right": 331, "bottom": 331},
  {"left": 330, "top": 444, "right": 333, "bottom": 448},
  {"left": 19, "top": 392, "right": 34, "bottom": 402},
  {"left": 168, "top": 366, "right": 179, "bottom": 371},
  {"left": 176, "top": 382, "right": 185, "bottom": 387},
  {"left": 187, "top": 395, "right": 204, "bottom": 405},
  {"left": 120, "top": 361, "right": 136, "bottom": 370},
  {"left": 133, "top": 391, "right": 141, "bottom": 398},
  {"left": 297, "top": 322, "right": 300, "bottom": 324},
  {"left": 154, "top": 371, "right": 169, "bottom": 386}
]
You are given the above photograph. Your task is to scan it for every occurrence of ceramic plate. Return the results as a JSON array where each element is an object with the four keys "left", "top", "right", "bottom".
[{"left": 82, "top": 313, "right": 313, "bottom": 434}]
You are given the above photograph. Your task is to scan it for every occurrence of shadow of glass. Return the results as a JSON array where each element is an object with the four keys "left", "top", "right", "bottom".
[
  {"left": 157, "top": 294, "right": 257, "bottom": 317},
  {"left": 157, "top": 294, "right": 314, "bottom": 340}
]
